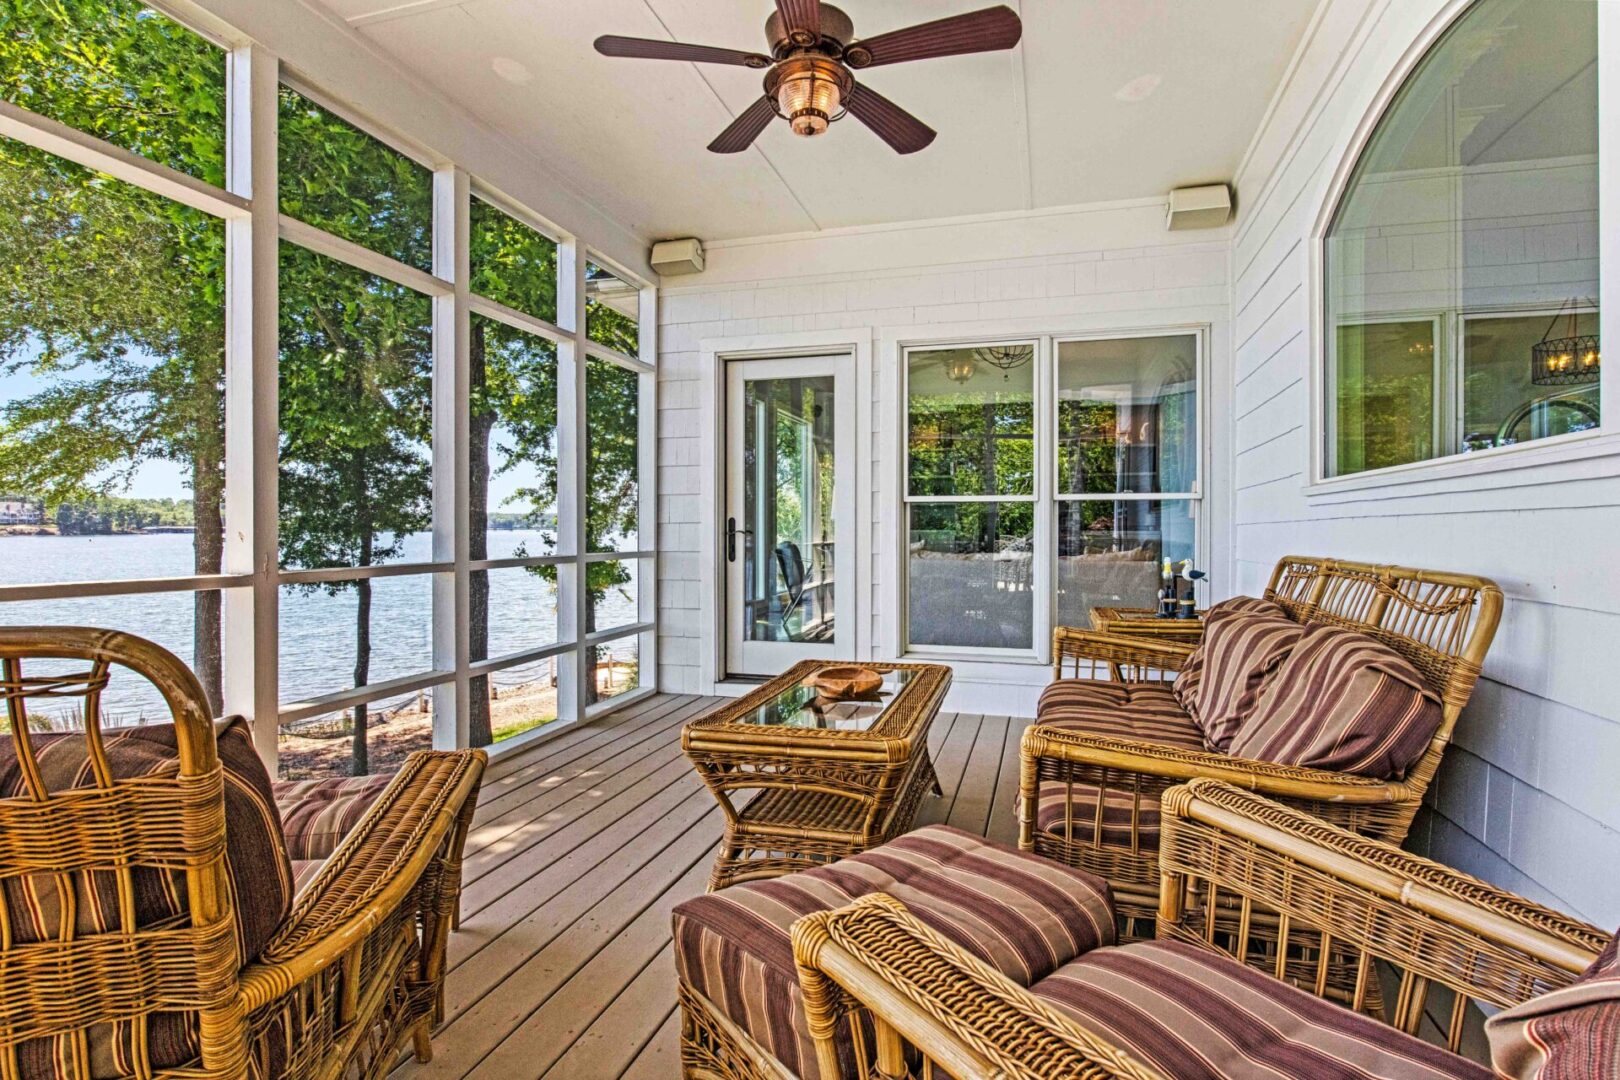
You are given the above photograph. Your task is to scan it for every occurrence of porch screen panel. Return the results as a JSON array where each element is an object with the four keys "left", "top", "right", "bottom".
[{"left": 1323, "top": 0, "right": 1600, "bottom": 477}]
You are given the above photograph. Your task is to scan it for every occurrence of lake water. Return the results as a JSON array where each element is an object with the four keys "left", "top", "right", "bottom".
[{"left": 0, "top": 530, "right": 640, "bottom": 722}]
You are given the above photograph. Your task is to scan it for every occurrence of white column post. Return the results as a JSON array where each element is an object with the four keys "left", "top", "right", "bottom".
[
  {"left": 431, "top": 167, "right": 471, "bottom": 749},
  {"left": 221, "top": 44, "right": 281, "bottom": 768},
  {"left": 637, "top": 285, "right": 659, "bottom": 691},
  {"left": 555, "top": 239, "right": 589, "bottom": 720}
]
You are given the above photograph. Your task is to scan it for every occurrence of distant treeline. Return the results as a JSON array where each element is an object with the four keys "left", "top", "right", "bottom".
[
  {"left": 489, "top": 511, "right": 558, "bottom": 531},
  {"left": 53, "top": 497, "right": 196, "bottom": 535}
]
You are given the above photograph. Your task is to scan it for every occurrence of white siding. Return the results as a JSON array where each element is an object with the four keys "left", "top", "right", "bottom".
[
  {"left": 1230, "top": 0, "right": 1620, "bottom": 924},
  {"left": 656, "top": 202, "right": 1235, "bottom": 713}
]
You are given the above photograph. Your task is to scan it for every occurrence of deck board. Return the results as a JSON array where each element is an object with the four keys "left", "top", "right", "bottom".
[{"left": 396, "top": 693, "right": 1030, "bottom": 1080}]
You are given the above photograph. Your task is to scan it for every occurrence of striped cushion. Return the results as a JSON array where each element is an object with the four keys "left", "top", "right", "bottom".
[
  {"left": 1174, "top": 607, "right": 1302, "bottom": 752},
  {"left": 274, "top": 772, "right": 396, "bottom": 861},
  {"left": 1032, "top": 700, "right": 1206, "bottom": 849},
  {"left": 1487, "top": 928, "right": 1620, "bottom": 1079},
  {"left": 1032, "top": 939, "right": 1490, "bottom": 1080},
  {"left": 672, "top": 825, "right": 1115, "bottom": 1080},
  {"left": 0, "top": 718, "right": 293, "bottom": 1079},
  {"left": 1230, "top": 623, "right": 1443, "bottom": 779}
]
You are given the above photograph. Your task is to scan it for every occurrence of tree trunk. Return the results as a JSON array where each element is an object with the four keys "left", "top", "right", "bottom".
[
  {"left": 191, "top": 353, "right": 227, "bottom": 714},
  {"left": 468, "top": 322, "right": 493, "bottom": 746},
  {"left": 192, "top": 454, "right": 224, "bottom": 715},
  {"left": 352, "top": 576, "right": 371, "bottom": 775}
]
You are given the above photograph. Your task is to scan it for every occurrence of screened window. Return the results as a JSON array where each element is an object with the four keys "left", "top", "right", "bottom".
[
  {"left": 1323, "top": 0, "right": 1600, "bottom": 477},
  {"left": 585, "top": 262, "right": 640, "bottom": 355}
]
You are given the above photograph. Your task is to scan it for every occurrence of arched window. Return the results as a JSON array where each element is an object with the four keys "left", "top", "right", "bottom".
[{"left": 1324, "top": 0, "right": 1600, "bottom": 477}]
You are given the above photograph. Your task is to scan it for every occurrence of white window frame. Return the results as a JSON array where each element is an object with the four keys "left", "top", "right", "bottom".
[
  {"left": 1306, "top": 0, "right": 1618, "bottom": 498},
  {"left": 898, "top": 328, "right": 1207, "bottom": 663},
  {"left": 0, "top": 15, "right": 658, "bottom": 771}
]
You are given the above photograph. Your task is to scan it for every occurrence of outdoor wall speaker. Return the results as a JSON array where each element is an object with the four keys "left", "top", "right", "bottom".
[
  {"left": 1166, "top": 184, "right": 1233, "bottom": 230},
  {"left": 651, "top": 237, "right": 705, "bottom": 276}
]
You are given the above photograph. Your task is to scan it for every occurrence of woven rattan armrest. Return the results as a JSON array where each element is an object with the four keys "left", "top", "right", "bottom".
[
  {"left": 239, "top": 749, "right": 485, "bottom": 1008},
  {"left": 1052, "top": 628, "right": 1195, "bottom": 674},
  {"left": 1021, "top": 725, "right": 1409, "bottom": 805},
  {"left": 793, "top": 894, "right": 1166, "bottom": 1080},
  {"left": 1159, "top": 780, "right": 1607, "bottom": 1008}
]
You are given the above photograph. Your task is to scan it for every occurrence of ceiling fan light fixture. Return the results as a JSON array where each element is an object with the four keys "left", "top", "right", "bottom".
[{"left": 771, "top": 56, "right": 850, "bottom": 137}]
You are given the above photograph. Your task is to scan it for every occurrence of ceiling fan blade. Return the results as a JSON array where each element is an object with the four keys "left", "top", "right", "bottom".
[
  {"left": 844, "top": 5, "right": 1022, "bottom": 69},
  {"left": 708, "top": 96, "right": 779, "bottom": 154},
  {"left": 594, "top": 35, "right": 771, "bottom": 69},
  {"left": 844, "top": 83, "right": 936, "bottom": 155},
  {"left": 774, "top": 0, "right": 821, "bottom": 46}
]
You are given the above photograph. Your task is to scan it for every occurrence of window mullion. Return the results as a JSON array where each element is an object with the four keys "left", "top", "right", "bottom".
[
  {"left": 221, "top": 43, "right": 281, "bottom": 769},
  {"left": 555, "top": 239, "right": 589, "bottom": 721}
]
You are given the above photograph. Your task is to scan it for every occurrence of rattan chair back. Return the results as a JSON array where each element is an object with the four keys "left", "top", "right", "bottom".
[{"left": 0, "top": 626, "right": 246, "bottom": 1078}]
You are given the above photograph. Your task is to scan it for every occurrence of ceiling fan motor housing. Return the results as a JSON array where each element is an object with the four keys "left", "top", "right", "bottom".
[{"left": 764, "top": 4, "right": 855, "bottom": 55}]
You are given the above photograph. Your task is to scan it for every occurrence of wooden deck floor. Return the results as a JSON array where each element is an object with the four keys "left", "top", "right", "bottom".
[{"left": 395, "top": 692, "right": 1032, "bottom": 1080}]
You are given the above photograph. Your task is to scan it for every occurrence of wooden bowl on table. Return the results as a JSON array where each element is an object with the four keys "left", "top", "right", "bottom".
[{"left": 810, "top": 665, "right": 884, "bottom": 702}]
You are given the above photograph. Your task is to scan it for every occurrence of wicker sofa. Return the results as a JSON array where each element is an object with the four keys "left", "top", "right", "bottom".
[
  {"left": 0, "top": 627, "right": 486, "bottom": 1080},
  {"left": 1020, "top": 555, "right": 1502, "bottom": 934},
  {"left": 794, "top": 779, "right": 1614, "bottom": 1080}
]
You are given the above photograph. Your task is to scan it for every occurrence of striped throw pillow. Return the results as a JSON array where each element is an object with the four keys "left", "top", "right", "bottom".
[
  {"left": 1487, "top": 928, "right": 1620, "bottom": 1080},
  {"left": 1174, "top": 604, "right": 1301, "bottom": 752},
  {"left": 1229, "top": 622, "right": 1443, "bottom": 779}
]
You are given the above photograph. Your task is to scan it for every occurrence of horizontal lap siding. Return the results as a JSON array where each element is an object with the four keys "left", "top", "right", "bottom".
[
  {"left": 655, "top": 205, "right": 1234, "bottom": 700},
  {"left": 1230, "top": 0, "right": 1619, "bottom": 923}
]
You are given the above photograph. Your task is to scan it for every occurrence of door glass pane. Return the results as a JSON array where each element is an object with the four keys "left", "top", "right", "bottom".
[
  {"left": 1057, "top": 336, "right": 1197, "bottom": 495},
  {"left": 907, "top": 502, "right": 1034, "bottom": 651},
  {"left": 1056, "top": 500, "right": 1194, "bottom": 627},
  {"left": 739, "top": 375, "right": 836, "bottom": 645},
  {"left": 1333, "top": 321, "right": 1436, "bottom": 474},
  {"left": 1463, "top": 312, "right": 1600, "bottom": 452},
  {"left": 907, "top": 345, "right": 1034, "bottom": 497}
]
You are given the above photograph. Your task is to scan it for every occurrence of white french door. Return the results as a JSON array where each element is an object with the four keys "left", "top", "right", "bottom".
[{"left": 725, "top": 355, "right": 855, "bottom": 676}]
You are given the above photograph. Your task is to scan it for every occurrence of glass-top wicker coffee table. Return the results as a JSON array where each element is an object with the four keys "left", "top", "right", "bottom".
[{"left": 682, "top": 659, "right": 952, "bottom": 890}]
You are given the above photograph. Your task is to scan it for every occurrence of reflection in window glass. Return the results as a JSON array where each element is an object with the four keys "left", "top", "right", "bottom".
[
  {"left": 907, "top": 503, "right": 1034, "bottom": 650},
  {"left": 1334, "top": 321, "right": 1436, "bottom": 474},
  {"left": 1058, "top": 336, "right": 1196, "bottom": 495},
  {"left": 1464, "top": 312, "right": 1599, "bottom": 451},
  {"left": 278, "top": 86, "right": 433, "bottom": 270},
  {"left": 1324, "top": 0, "right": 1599, "bottom": 476},
  {"left": 587, "top": 358, "right": 640, "bottom": 552},
  {"left": 0, "top": 0, "right": 225, "bottom": 182},
  {"left": 0, "top": 590, "right": 226, "bottom": 728},
  {"left": 0, "top": 139, "right": 228, "bottom": 708},
  {"left": 585, "top": 262, "right": 639, "bottom": 354},
  {"left": 470, "top": 196, "right": 558, "bottom": 323},
  {"left": 908, "top": 346, "right": 1035, "bottom": 497},
  {"left": 1056, "top": 500, "right": 1193, "bottom": 628}
]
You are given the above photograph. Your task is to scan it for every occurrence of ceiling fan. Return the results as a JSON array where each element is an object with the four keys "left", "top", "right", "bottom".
[{"left": 594, "top": 3, "right": 1022, "bottom": 155}]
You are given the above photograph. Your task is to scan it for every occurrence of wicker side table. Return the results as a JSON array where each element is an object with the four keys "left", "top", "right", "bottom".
[
  {"left": 1089, "top": 605, "right": 1207, "bottom": 642},
  {"left": 683, "top": 660, "right": 952, "bottom": 890}
]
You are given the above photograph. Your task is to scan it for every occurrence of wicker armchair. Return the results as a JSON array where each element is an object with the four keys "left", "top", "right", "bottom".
[
  {"left": 0, "top": 627, "right": 486, "bottom": 1079},
  {"left": 794, "top": 778, "right": 1609, "bottom": 1080},
  {"left": 1019, "top": 556, "right": 1503, "bottom": 933}
]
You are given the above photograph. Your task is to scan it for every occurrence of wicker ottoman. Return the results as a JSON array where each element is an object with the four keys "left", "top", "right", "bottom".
[{"left": 671, "top": 824, "right": 1116, "bottom": 1080}]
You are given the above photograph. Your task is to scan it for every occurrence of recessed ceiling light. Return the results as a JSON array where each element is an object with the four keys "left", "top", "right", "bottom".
[
  {"left": 491, "top": 57, "right": 533, "bottom": 84},
  {"left": 1113, "top": 73, "right": 1162, "bottom": 103}
]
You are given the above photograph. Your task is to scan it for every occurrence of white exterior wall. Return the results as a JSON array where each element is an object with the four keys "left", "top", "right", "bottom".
[
  {"left": 655, "top": 202, "right": 1236, "bottom": 716},
  {"left": 1229, "top": 0, "right": 1620, "bottom": 925}
]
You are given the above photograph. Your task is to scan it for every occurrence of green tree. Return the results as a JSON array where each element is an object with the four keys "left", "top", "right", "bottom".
[{"left": 0, "top": 0, "right": 228, "bottom": 706}]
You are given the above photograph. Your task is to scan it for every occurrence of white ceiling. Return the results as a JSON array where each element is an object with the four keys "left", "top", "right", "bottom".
[{"left": 310, "top": 1, "right": 1322, "bottom": 242}]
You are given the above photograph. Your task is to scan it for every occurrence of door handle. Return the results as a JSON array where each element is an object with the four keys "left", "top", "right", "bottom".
[{"left": 727, "top": 517, "right": 752, "bottom": 562}]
